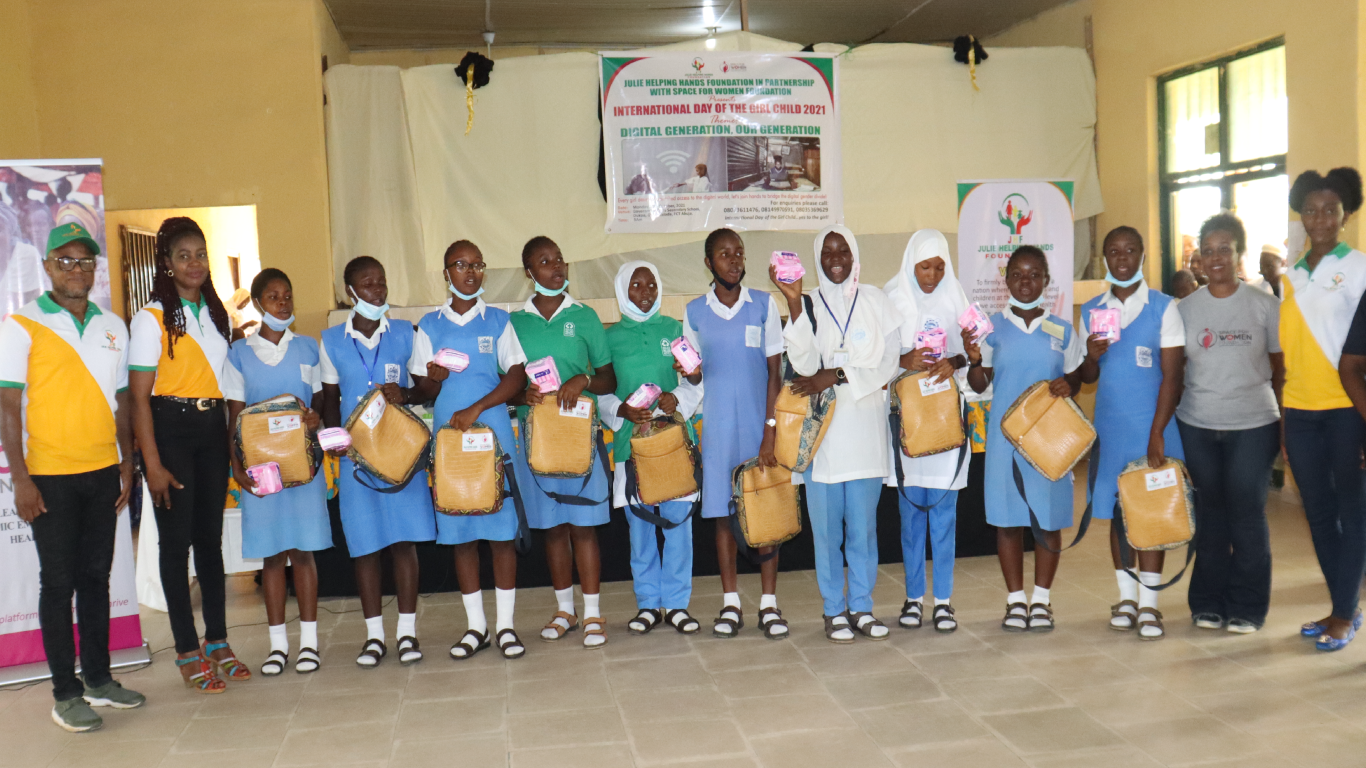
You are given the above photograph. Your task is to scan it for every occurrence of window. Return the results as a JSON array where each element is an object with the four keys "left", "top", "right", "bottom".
[
  {"left": 119, "top": 225, "right": 157, "bottom": 316},
  {"left": 1158, "top": 40, "right": 1286, "bottom": 289}
]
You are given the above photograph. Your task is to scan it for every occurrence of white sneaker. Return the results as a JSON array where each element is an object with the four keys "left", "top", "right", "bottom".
[
  {"left": 1226, "top": 618, "right": 1259, "bottom": 634},
  {"left": 1193, "top": 613, "right": 1223, "bottom": 630}
]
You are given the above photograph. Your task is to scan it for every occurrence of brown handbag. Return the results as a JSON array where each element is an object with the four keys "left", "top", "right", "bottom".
[
  {"left": 730, "top": 458, "right": 801, "bottom": 549},
  {"left": 524, "top": 396, "right": 599, "bottom": 477},
  {"left": 624, "top": 415, "right": 703, "bottom": 529},
  {"left": 431, "top": 424, "right": 505, "bottom": 515},
  {"left": 1000, "top": 380, "right": 1096, "bottom": 483},
  {"left": 773, "top": 383, "right": 835, "bottom": 474},
  {"left": 889, "top": 370, "right": 964, "bottom": 458},
  {"left": 1113, "top": 457, "right": 1197, "bottom": 589},
  {"left": 344, "top": 388, "right": 431, "bottom": 489},
  {"left": 234, "top": 395, "right": 321, "bottom": 487}
]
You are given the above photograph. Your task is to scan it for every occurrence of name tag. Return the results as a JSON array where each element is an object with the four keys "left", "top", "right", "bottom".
[
  {"left": 268, "top": 414, "right": 301, "bottom": 433},
  {"left": 560, "top": 400, "right": 593, "bottom": 419},
  {"left": 830, "top": 349, "right": 849, "bottom": 368},
  {"left": 359, "top": 395, "right": 387, "bottom": 429},
  {"left": 1135, "top": 346, "right": 1153, "bottom": 368},
  {"left": 1145, "top": 468, "right": 1178, "bottom": 492},
  {"left": 462, "top": 433, "right": 494, "bottom": 452},
  {"left": 1050, "top": 336, "right": 1063, "bottom": 353},
  {"left": 745, "top": 325, "right": 762, "bottom": 348},
  {"left": 919, "top": 377, "right": 952, "bottom": 396},
  {"left": 384, "top": 363, "right": 401, "bottom": 384},
  {"left": 1041, "top": 320, "right": 1065, "bottom": 340}
]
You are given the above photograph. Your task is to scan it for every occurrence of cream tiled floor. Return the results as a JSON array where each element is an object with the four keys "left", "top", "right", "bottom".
[{"left": 4, "top": 487, "right": 1365, "bottom": 768}]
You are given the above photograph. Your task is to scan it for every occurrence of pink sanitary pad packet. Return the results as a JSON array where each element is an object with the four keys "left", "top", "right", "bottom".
[
  {"left": 246, "top": 462, "right": 284, "bottom": 496},
  {"left": 626, "top": 382, "right": 663, "bottom": 409},
  {"left": 317, "top": 427, "right": 351, "bottom": 452},
  {"left": 670, "top": 337, "right": 701, "bottom": 374},
  {"left": 770, "top": 251, "right": 805, "bottom": 284},
  {"left": 526, "top": 356, "right": 562, "bottom": 393},
  {"left": 434, "top": 348, "right": 470, "bottom": 372},
  {"left": 957, "top": 302, "right": 994, "bottom": 342},
  {"left": 1089, "top": 307, "right": 1122, "bottom": 343},
  {"left": 915, "top": 328, "right": 948, "bottom": 360}
]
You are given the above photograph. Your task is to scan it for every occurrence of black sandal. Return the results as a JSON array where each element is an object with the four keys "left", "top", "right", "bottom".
[
  {"left": 1002, "top": 602, "right": 1028, "bottom": 633},
  {"left": 1028, "top": 603, "right": 1055, "bottom": 632},
  {"left": 356, "top": 638, "right": 386, "bottom": 668},
  {"left": 848, "top": 612, "right": 889, "bottom": 640},
  {"left": 295, "top": 648, "right": 320, "bottom": 674},
  {"left": 628, "top": 608, "right": 663, "bottom": 635},
  {"left": 449, "top": 630, "right": 489, "bottom": 660},
  {"left": 932, "top": 604, "right": 957, "bottom": 633},
  {"left": 825, "top": 613, "right": 855, "bottom": 644},
  {"left": 713, "top": 606, "right": 743, "bottom": 638},
  {"left": 496, "top": 629, "right": 526, "bottom": 659},
  {"left": 758, "top": 607, "right": 789, "bottom": 640},
  {"left": 666, "top": 609, "right": 700, "bottom": 634},
  {"left": 899, "top": 599, "right": 923, "bottom": 629},
  {"left": 261, "top": 650, "right": 287, "bottom": 677},
  {"left": 398, "top": 636, "right": 423, "bottom": 665}
]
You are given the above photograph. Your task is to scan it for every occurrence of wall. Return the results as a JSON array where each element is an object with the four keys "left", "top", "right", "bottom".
[
  {"left": 986, "top": 0, "right": 1092, "bottom": 49},
  {"left": 20, "top": 0, "right": 345, "bottom": 336},
  {"left": 350, "top": 46, "right": 583, "bottom": 68},
  {"left": 0, "top": 0, "right": 40, "bottom": 159}
]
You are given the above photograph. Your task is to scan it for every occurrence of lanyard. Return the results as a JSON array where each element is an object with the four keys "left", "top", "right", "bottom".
[
  {"left": 351, "top": 331, "right": 386, "bottom": 389},
  {"left": 817, "top": 289, "right": 859, "bottom": 349}
]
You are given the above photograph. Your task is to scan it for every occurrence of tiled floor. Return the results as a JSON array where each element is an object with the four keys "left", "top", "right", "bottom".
[{"left": 3, "top": 485, "right": 1364, "bottom": 768}]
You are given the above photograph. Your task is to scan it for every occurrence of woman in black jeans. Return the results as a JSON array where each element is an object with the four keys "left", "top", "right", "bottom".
[
  {"left": 1175, "top": 213, "right": 1284, "bottom": 633},
  {"left": 129, "top": 217, "right": 247, "bottom": 693}
]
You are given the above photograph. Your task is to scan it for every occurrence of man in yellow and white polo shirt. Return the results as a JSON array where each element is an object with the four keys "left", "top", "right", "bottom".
[{"left": 0, "top": 222, "right": 143, "bottom": 732}]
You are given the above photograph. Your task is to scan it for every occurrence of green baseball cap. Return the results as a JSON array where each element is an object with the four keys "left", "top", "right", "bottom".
[{"left": 46, "top": 222, "right": 101, "bottom": 257}]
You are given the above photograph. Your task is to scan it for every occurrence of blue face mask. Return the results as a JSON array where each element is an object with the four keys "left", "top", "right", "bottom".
[
  {"left": 447, "top": 279, "right": 485, "bottom": 301},
  {"left": 1008, "top": 294, "right": 1045, "bottom": 311},
  {"left": 1105, "top": 269, "right": 1144, "bottom": 288},
  {"left": 349, "top": 290, "right": 389, "bottom": 321},
  {"left": 533, "top": 279, "right": 569, "bottom": 297},
  {"left": 261, "top": 312, "right": 294, "bottom": 332}
]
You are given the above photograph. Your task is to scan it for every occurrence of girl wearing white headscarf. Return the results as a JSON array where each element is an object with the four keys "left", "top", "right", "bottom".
[
  {"left": 883, "top": 229, "right": 972, "bottom": 633},
  {"left": 774, "top": 225, "right": 902, "bottom": 643},
  {"left": 599, "top": 261, "right": 704, "bottom": 636}
]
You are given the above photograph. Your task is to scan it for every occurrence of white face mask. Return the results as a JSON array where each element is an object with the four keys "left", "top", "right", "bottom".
[
  {"left": 349, "top": 288, "right": 389, "bottom": 321},
  {"left": 446, "top": 278, "right": 485, "bottom": 301},
  {"left": 261, "top": 312, "right": 294, "bottom": 331}
]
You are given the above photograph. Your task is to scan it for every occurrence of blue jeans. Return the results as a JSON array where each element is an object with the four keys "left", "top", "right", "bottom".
[
  {"left": 898, "top": 488, "right": 957, "bottom": 601},
  {"left": 1284, "top": 408, "right": 1366, "bottom": 621},
  {"left": 1177, "top": 419, "right": 1278, "bottom": 625},
  {"left": 802, "top": 474, "right": 882, "bottom": 616},
  {"left": 626, "top": 500, "right": 694, "bottom": 610}
]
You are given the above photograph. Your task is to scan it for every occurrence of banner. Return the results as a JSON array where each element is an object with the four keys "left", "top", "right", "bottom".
[
  {"left": 956, "top": 180, "right": 1075, "bottom": 319},
  {"left": 601, "top": 52, "right": 841, "bottom": 233},
  {"left": 0, "top": 160, "right": 111, "bottom": 317}
]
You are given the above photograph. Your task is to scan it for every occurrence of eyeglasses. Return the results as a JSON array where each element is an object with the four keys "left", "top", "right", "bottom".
[
  {"left": 448, "top": 261, "right": 486, "bottom": 274},
  {"left": 49, "top": 256, "right": 97, "bottom": 273}
]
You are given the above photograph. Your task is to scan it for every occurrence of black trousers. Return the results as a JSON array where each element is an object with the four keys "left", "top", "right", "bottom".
[
  {"left": 29, "top": 466, "right": 120, "bottom": 702},
  {"left": 150, "top": 398, "right": 230, "bottom": 654}
]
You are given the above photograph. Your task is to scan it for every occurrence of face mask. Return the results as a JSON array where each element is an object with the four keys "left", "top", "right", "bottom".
[
  {"left": 349, "top": 289, "right": 389, "bottom": 321},
  {"left": 448, "top": 279, "right": 485, "bottom": 301},
  {"left": 711, "top": 268, "right": 745, "bottom": 292},
  {"left": 1008, "top": 294, "right": 1045, "bottom": 311},
  {"left": 533, "top": 279, "right": 568, "bottom": 297},
  {"left": 622, "top": 297, "right": 661, "bottom": 323},
  {"left": 1105, "top": 268, "right": 1144, "bottom": 288},
  {"left": 262, "top": 312, "right": 294, "bottom": 332}
]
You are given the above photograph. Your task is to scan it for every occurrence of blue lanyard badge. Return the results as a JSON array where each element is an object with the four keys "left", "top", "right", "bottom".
[
  {"left": 351, "top": 331, "right": 388, "bottom": 395},
  {"left": 818, "top": 290, "right": 859, "bottom": 368}
]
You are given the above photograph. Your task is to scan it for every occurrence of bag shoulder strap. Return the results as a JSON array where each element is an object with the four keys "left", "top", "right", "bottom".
[
  {"left": 351, "top": 437, "right": 431, "bottom": 495},
  {"left": 1012, "top": 442, "right": 1097, "bottom": 553}
]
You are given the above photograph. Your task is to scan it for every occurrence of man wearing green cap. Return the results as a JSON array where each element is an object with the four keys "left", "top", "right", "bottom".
[{"left": 0, "top": 222, "right": 144, "bottom": 732}]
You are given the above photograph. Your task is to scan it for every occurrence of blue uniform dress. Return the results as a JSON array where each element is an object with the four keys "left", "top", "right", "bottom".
[
  {"left": 686, "top": 292, "right": 773, "bottom": 518},
  {"left": 226, "top": 335, "right": 332, "bottom": 560},
  {"left": 321, "top": 320, "right": 437, "bottom": 557},
  {"left": 418, "top": 306, "right": 531, "bottom": 545},
  {"left": 1081, "top": 291, "right": 1184, "bottom": 520},
  {"left": 982, "top": 312, "right": 1077, "bottom": 530}
]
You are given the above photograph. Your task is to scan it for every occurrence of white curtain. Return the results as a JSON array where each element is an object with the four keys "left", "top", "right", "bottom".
[{"left": 325, "top": 32, "right": 1102, "bottom": 307}]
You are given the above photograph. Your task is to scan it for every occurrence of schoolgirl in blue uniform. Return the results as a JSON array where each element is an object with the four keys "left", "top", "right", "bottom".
[
  {"left": 224, "top": 269, "right": 331, "bottom": 675},
  {"left": 964, "top": 246, "right": 1085, "bottom": 632},
  {"left": 412, "top": 241, "right": 531, "bottom": 661},
  {"left": 1077, "top": 227, "right": 1185, "bottom": 640},
  {"left": 320, "top": 256, "right": 437, "bottom": 668},
  {"left": 681, "top": 228, "right": 789, "bottom": 640}
]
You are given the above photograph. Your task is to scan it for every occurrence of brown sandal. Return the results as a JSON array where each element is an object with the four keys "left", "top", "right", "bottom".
[
  {"left": 1110, "top": 599, "right": 1139, "bottom": 631},
  {"left": 1137, "top": 607, "right": 1165, "bottom": 641},
  {"left": 758, "top": 607, "right": 789, "bottom": 640},
  {"left": 583, "top": 618, "right": 608, "bottom": 649},
  {"left": 176, "top": 652, "right": 226, "bottom": 694},
  {"left": 847, "top": 612, "right": 889, "bottom": 640},
  {"left": 824, "top": 614, "right": 855, "bottom": 644},
  {"left": 541, "top": 611, "right": 578, "bottom": 642}
]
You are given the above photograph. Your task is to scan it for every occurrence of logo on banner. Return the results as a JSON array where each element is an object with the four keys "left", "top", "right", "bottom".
[
  {"left": 998, "top": 194, "right": 1034, "bottom": 245},
  {"left": 723, "top": 61, "right": 746, "bottom": 73},
  {"left": 691, "top": 58, "right": 705, "bottom": 72}
]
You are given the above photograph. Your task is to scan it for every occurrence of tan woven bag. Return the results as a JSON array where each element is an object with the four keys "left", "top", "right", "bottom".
[
  {"left": 234, "top": 395, "right": 320, "bottom": 487},
  {"left": 890, "top": 371, "right": 964, "bottom": 458},
  {"left": 524, "top": 396, "right": 598, "bottom": 477},
  {"left": 730, "top": 459, "right": 801, "bottom": 548},
  {"left": 431, "top": 424, "right": 504, "bottom": 515},
  {"left": 344, "top": 388, "right": 431, "bottom": 487},
  {"left": 1000, "top": 381, "right": 1096, "bottom": 482}
]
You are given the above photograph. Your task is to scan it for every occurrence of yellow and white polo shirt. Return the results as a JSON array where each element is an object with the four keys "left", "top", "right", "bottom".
[
  {"left": 0, "top": 294, "right": 129, "bottom": 475},
  {"left": 128, "top": 297, "right": 229, "bottom": 398},
  {"left": 1282, "top": 242, "right": 1366, "bottom": 410}
]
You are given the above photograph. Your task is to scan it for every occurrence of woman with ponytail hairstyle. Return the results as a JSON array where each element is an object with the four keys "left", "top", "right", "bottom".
[{"left": 128, "top": 217, "right": 246, "bottom": 693}]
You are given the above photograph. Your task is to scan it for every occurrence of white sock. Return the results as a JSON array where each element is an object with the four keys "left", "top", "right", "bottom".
[
  {"left": 495, "top": 588, "right": 516, "bottom": 632},
  {"left": 1007, "top": 590, "right": 1027, "bottom": 606},
  {"left": 555, "top": 587, "right": 576, "bottom": 616},
  {"left": 462, "top": 591, "right": 487, "bottom": 635},
  {"left": 583, "top": 592, "right": 601, "bottom": 620},
  {"left": 268, "top": 624, "right": 289, "bottom": 654},
  {"left": 934, "top": 597, "right": 951, "bottom": 606},
  {"left": 397, "top": 612, "right": 417, "bottom": 639},
  {"left": 1031, "top": 586, "right": 1051, "bottom": 606},
  {"left": 908, "top": 594, "right": 925, "bottom": 604},
  {"left": 1138, "top": 572, "right": 1161, "bottom": 611},
  {"left": 299, "top": 621, "right": 318, "bottom": 651},
  {"left": 365, "top": 616, "right": 385, "bottom": 643},
  {"left": 724, "top": 592, "right": 742, "bottom": 610},
  {"left": 759, "top": 593, "right": 777, "bottom": 611},
  {"left": 1116, "top": 569, "right": 1139, "bottom": 605}
]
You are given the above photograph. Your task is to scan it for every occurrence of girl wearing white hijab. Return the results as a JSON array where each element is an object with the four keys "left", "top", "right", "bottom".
[
  {"left": 773, "top": 225, "right": 902, "bottom": 643},
  {"left": 598, "top": 262, "right": 704, "bottom": 636},
  {"left": 883, "top": 229, "right": 972, "bottom": 633}
]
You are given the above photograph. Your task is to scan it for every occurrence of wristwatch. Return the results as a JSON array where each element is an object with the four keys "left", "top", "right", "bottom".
[
  {"left": 835, "top": 368, "right": 848, "bottom": 384},
  {"left": 765, "top": 417, "right": 777, "bottom": 428}
]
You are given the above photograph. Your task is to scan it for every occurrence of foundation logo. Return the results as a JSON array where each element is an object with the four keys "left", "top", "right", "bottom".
[
  {"left": 1198, "top": 328, "right": 1252, "bottom": 349},
  {"left": 563, "top": 321, "right": 576, "bottom": 338},
  {"left": 1198, "top": 329, "right": 1215, "bottom": 349},
  {"left": 104, "top": 330, "right": 120, "bottom": 351},
  {"left": 723, "top": 61, "right": 746, "bottom": 73},
  {"left": 691, "top": 58, "right": 705, "bottom": 73},
  {"left": 998, "top": 194, "right": 1034, "bottom": 246}
]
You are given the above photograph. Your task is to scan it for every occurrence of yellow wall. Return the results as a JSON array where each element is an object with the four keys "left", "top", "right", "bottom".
[
  {"left": 17, "top": 0, "right": 345, "bottom": 336},
  {"left": 987, "top": 0, "right": 1092, "bottom": 49},
  {"left": 0, "top": 0, "right": 40, "bottom": 158}
]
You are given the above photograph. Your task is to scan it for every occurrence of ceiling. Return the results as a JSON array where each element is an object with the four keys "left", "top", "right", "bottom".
[{"left": 323, "top": 0, "right": 1076, "bottom": 51}]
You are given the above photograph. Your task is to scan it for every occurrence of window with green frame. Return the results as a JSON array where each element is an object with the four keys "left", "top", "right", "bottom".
[{"left": 1158, "top": 39, "right": 1286, "bottom": 291}]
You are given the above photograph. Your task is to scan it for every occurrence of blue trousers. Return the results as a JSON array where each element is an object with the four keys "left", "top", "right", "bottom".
[
  {"left": 802, "top": 474, "right": 883, "bottom": 616},
  {"left": 898, "top": 488, "right": 958, "bottom": 601},
  {"left": 626, "top": 500, "right": 694, "bottom": 610},
  {"left": 1285, "top": 408, "right": 1366, "bottom": 621}
]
